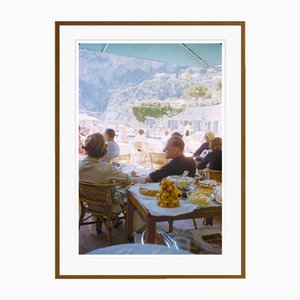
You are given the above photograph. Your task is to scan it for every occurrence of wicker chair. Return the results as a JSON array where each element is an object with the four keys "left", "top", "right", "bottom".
[
  {"left": 79, "top": 181, "right": 127, "bottom": 245},
  {"left": 149, "top": 152, "right": 167, "bottom": 170},
  {"left": 199, "top": 169, "right": 222, "bottom": 182},
  {"left": 109, "top": 153, "right": 131, "bottom": 164}
]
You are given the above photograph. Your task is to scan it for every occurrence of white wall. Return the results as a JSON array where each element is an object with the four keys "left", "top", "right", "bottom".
[
  {"left": 164, "top": 104, "right": 222, "bottom": 134},
  {"left": 1, "top": 0, "right": 299, "bottom": 299}
]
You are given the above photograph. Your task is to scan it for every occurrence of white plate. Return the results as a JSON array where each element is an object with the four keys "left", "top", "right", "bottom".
[
  {"left": 186, "top": 192, "right": 212, "bottom": 207},
  {"left": 166, "top": 175, "right": 194, "bottom": 185},
  {"left": 201, "top": 179, "right": 218, "bottom": 185}
]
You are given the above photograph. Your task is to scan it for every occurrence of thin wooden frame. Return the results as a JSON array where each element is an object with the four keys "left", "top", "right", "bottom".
[{"left": 55, "top": 21, "right": 246, "bottom": 279}]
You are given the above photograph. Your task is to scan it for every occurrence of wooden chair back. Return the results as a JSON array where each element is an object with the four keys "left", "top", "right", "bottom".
[
  {"left": 109, "top": 153, "right": 131, "bottom": 164},
  {"left": 199, "top": 169, "right": 222, "bottom": 182},
  {"left": 149, "top": 152, "right": 167, "bottom": 169},
  {"left": 118, "top": 153, "right": 131, "bottom": 164}
]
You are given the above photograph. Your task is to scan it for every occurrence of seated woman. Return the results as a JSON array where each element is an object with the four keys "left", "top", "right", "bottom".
[
  {"left": 79, "top": 132, "right": 131, "bottom": 213},
  {"left": 197, "top": 137, "right": 222, "bottom": 171},
  {"left": 193, "top": 130, "right": 215, "bottom": 161}
]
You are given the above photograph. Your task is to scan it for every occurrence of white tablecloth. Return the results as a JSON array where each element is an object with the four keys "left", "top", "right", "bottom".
[
  {"left": 128, "top": 183, "right": 199, "bottom": 216},
  {"left": 86, "top": 243, "right": 191, "bottom": 254}
]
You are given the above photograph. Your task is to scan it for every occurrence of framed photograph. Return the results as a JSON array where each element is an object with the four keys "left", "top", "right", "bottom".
[{"left": 55, "top": 21, "right": 245, "bottom": 278}]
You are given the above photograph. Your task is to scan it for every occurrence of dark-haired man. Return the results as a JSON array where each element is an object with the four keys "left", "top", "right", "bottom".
[{"left": 103, "top": 128, "right": 120, "bottom": 162}]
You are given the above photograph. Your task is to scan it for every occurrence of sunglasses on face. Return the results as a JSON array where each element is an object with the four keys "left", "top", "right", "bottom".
[{"left": 164, "top": 146, "right": 176, "bottom": 151}]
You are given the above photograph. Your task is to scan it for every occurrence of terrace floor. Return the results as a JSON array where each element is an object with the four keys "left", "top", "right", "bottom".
[{"left": 79, "top": 216, "right": 221, "bottom": 254}]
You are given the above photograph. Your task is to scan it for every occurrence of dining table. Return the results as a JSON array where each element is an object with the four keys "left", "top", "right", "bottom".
[{"left": 126, "top": 183, "right": 222, "bottom": 244}]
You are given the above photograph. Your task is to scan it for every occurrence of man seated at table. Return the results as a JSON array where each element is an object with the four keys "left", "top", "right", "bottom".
[
  {"left": 102, "top": 128, "right": 120, "bottom": 162},
  {"left": 145, "top": 136, "right": 196, "bottom": 182}
]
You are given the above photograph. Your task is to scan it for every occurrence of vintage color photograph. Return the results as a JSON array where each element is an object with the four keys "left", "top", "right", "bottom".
[{"left": 78, "top": 42, "right": 223, "bottom": 255}]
